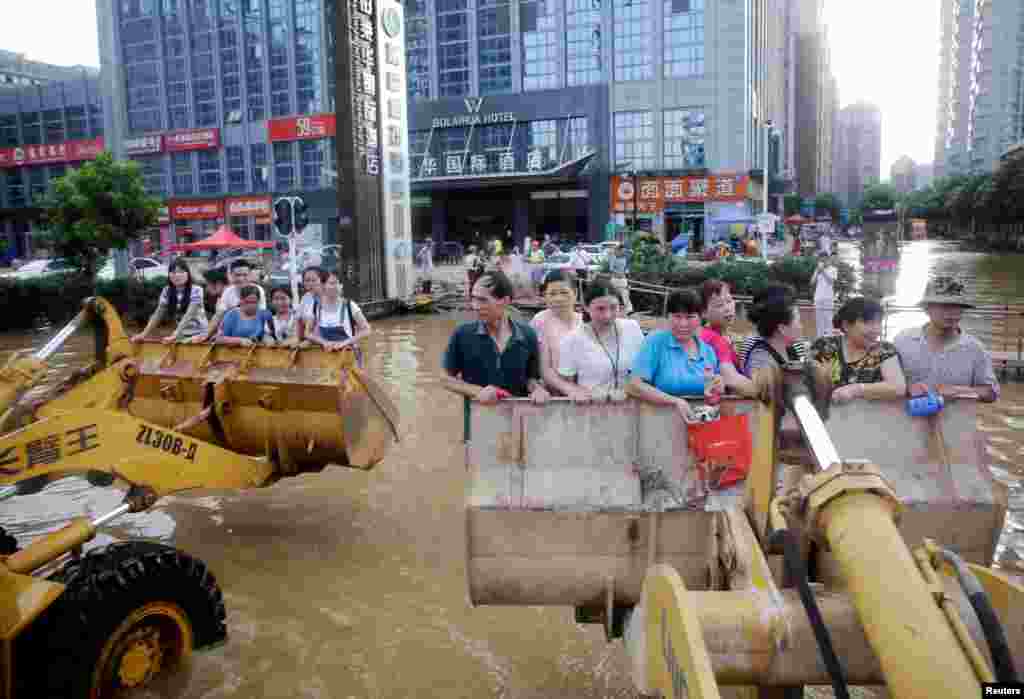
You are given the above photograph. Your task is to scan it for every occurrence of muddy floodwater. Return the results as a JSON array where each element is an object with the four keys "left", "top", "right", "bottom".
[{"left": 0, "top": 240, "right": 1022, "bottom": 698}]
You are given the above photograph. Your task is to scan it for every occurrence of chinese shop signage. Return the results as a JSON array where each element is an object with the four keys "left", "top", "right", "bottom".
[
  {"left": 169, "top": 200, "right": 223, "bottom": 220},
  {"left": 350, "top": 0, "right": 380, "bottom": 177},
  {"left": 165, "top": 128, "right": 220, "bottom": 152},
  {"left": 123, "top": 134, "right": 164, "bottom": 156},
  {"left": 609, "top": 174, "right": 750, "bottom": 213},
  {"left": 226, "top": 196, "right": 272, "bottom": 223},
  {"left": 0, "top": 137, "right": 105, "bottom": 169},
  {"left": 268, "top": 114, "right": 338, "bottom": 142},
  {"left": 430, "top": 97, "right": 516, "bottom": 129}
]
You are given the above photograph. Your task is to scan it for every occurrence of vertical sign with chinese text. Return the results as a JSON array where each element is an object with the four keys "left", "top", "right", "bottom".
[
  {"left": 335, "top": 0, "right": 385, "bottom": 301},
  {"left": 378, "top": 0, "right": 413, "bottom": 299}
]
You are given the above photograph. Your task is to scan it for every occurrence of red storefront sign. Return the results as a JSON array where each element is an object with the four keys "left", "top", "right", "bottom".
[
  {"left": 226, "top": 195, "right": 272, "bottom": 223},
  {"left": 0, "top": 136, "right": 105, "bottom": 169},
  {"left": 165, "top": 128, "right": 220, "bottom": 152},
  {"left": 169, "top": 200, "right": 223, "bottom": 220},
  {"left": 267, "top": 114, "right": 337, "bottom": 142},
  {"left": 610, "top": 174, "right": 750, "bottom": 213},
  {"left": 124, "top": 134, "right": 164, "bottom": 155}
]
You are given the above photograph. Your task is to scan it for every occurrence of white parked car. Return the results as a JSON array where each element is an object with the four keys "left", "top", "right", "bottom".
[
  {"left": 577, "top": 244, "right": 607, "bottom": 265},
  {"left": 7, "top": 258, "right": 78, "bottom": 280},
  {"left": 541, "top": 253, "right": 601, "bottom": 278},
  {"left": 96, "top": 257, "right": 170, "bottom": 281}
]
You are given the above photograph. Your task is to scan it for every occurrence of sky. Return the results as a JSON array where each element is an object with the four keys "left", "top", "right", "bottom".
[{"left": 4, "top": 0, "right": 938, "bottom": 178}]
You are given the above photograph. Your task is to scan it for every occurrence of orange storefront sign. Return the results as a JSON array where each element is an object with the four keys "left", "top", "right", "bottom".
[{"left": 610, "top": 174, "right": 749, "bottom": 213}]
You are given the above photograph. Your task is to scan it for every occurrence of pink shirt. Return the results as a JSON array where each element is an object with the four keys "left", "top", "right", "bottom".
[
  {"left": 700, "top": 326, "right": 739, "bottom": 367},
  {"left": 530, "top": 309, "right": 581, "bottom": 373}
]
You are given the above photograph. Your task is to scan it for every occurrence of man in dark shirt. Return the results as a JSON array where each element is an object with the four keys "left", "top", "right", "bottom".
[{"left": 442, "top": 270, "right": 549, "bottom": 405}]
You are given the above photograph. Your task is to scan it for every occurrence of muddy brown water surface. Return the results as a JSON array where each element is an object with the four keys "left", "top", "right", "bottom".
[{"left": 0, "top": 240, "right": 1022, "bottom": 698}]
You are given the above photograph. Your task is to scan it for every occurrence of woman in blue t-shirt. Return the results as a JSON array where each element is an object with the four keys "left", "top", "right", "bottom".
[
  {"left": 217, "top": 285, "right": 273, "bottom": 347},
  {"left": 627, "top": 290, "right": 722, "bottom": 423}
]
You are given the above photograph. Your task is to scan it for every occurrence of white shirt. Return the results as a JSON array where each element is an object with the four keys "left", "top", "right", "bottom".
[
  {"left": 216, "top": 284, "right": 267, "bottom": 313},
  {"left": 814, "top": 264, "right": 837, "bottom": 302},
  {"left": 820, "top": 234, "right": 832, "bottom": 255},
  {"left": 558, "top": 319, "right": 646, "bottom": 390},
  {"left": 298, "top": 292, "right": 318, "bottom": 321},
  {"left": 315, "top": 298, "right": 366, "bottom": 337}
]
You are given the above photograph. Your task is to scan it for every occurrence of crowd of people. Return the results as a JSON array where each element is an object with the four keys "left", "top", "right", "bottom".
[
  {"left": 131, "top": 258, "right": 371, "bottom": 355},
  {"left": 441, "top": 269, "right": 1000, "bottom": 425}
]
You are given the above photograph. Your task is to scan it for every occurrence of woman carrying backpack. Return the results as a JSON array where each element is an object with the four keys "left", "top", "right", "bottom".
[{"left": 304, "top": 270, "right": 372, "bottom": 358}]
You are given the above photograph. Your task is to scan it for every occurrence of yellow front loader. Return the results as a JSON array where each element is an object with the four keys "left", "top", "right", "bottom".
[{"left": 0, "top": 298, "right": 399, "bottom": 698}]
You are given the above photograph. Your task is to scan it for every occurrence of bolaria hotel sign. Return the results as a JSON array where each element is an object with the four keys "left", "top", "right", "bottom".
[{"left": 430, "top": 97, "right": 515, "bottom": 129}]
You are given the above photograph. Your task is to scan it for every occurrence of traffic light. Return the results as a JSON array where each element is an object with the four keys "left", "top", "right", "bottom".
[
  {"left": 292, "top": 198, "right": 309, "bottom": 233},
  {"left": 273, "top": 198, "right": 293, "bottom": 236}
]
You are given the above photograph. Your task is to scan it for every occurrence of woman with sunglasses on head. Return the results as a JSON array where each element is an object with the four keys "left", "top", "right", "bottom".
[
  {"left": 131, "top": 259, "right": 208, "bottom": 344},
  {"left": 554, "top": 283, "right": 645, "bottom": 403}
]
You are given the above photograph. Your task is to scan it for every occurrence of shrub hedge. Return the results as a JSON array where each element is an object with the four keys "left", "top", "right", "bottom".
[{"left": 0, "top": 276, "right": 167, "bottom": 331}]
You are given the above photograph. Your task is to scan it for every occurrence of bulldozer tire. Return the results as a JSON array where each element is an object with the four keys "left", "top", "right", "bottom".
[{"left": 15, "top": 541, "right": 227, "bottom": 699}]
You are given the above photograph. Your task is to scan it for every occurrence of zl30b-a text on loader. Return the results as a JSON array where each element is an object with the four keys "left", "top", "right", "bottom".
[{"left": 0, "top": 297, "right": 399, "bottom": 698}]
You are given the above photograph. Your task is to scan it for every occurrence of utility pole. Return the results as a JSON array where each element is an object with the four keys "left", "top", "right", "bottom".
[{"left": 273, "top": 196, "right": 309, "bottom": 307}]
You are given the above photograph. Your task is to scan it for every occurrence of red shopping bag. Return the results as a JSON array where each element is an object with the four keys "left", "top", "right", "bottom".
[{"left": 687, "top": 414, "right": 753, "bottom": 489}]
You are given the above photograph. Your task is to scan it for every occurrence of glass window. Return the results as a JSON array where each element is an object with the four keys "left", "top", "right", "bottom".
[
  {"left": 614, "top": 0, "right": 653, "bottom": 81},
  {"left": 663, "top": 0, "right": 704, "bottom": 78},
  {"left": 173, "top": 151, "right": 193, "bottom": 194},
  {"left": 21, "top": 113, "right": 41, "bottom": 146},
  {"left": 44, "top": 110, "right": 64, "bottom": 144},
  {"left": 527, "top": 119, "right": 557, "bottom": 167},
  {"left": 121, "top": 0, "right": 155, "bottom": 19},
  {"left": 0, "top": 116, "right": 18, "bottom": 148},
  {"left": 300, "top": 140, "right": 324, "bottom": 190},
  {"left": 198, "top": 150, "right": 221, "bottom": 194},
  {"left": 521, "top": 0, "right": 560, "bottom": 91},
  {"left": 132, "top": 155, "right": 168, "bottom": 197},
  {"left": 479, "top": 0, "right": 512, "bottom": 94},
  {"left": 89, "top": 104, "right": 103, "bottom": 137},
  {"left": 613, "top": 111, "right": 655, "bottom": 169},
  {"left": 568, "top": 116, "right": 590, "bottom": 159},
  {"left": 251, "top": 143, "right": 269, "bottom": 190},
  {"left": 406, "top": 13, "right": 430, "bottom": 101},
  {"left": 566, "top": 0, "right": 602, "bottom": 86},
  {"left": 663, "top": 108, "right": 706, "bottom": 168},
  {"left": 274, "top": 142, "right": 295, "bottom": 190},
  {"left": 437, "top": 0, "right": 470, "bottom": 97},
  {"left": 227, "top": 146, "right": 246, "bottom": 191},
  {"left": 6, "top": 171, "right": 25, "bottom": 208},
  {"left": 294, "top": 0, "right": 322, "bottom": 113},
  {"left": 28, "top": 168, "right": 47, "bottom": 205}
]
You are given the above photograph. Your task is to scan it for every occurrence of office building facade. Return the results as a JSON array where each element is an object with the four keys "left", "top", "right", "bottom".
[
  {"left": 935, "top": 0, "right": 974, "bottom": 178},
  {"left": 405, "top": 0, "right": 782, "bottom": 246},
  {"left": 890, "top": 155, "right": 916, "bottom": 195},
  {"left": 96, "top": 0, "right": 340, "bottom": 250},
  {"left": 0, "top": 50, "right": 99, "bottom": 90},
  {"left": 0, "top": 73, "right": 106, "bottom": 261}
]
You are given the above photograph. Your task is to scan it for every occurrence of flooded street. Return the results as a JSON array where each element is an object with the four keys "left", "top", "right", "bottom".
[{"left": 1, "top": 240, "right": 1022, "bottom": 698}]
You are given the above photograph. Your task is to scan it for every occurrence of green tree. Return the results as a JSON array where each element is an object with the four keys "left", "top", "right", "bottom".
[
  {"left": 860, "top": 182, "right": 898, "bottom": 211},
  {"left": 987, "top": 148, "right": 1024, "bottom": 222},
  {"left": 783, "top": 193, "right": 802, "bottom": 217},
  {"left": 40, "top": 152, "right": 160, "bottom": 281},
  {"left": 813, "top": 192, "right": 841, "bottom": 222},
  {"left": 945, "top": 173, "right": 990, "bottom": 225}
]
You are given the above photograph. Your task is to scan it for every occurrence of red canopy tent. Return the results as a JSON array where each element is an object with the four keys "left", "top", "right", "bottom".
[{"left": 170, "top": 225, "right": 274, "bottom": 252}]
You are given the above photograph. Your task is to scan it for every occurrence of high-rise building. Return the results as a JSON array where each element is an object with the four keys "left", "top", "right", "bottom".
[
  {"left": 834, "top": 101, "right": 881, "bottom": 209},
  {"left": 405, "top": 0, "right": 783, "bottom": 245},
  {"left": 935, "top": 0, "right": 974, "bottom": 178},
  {"left": 915, "top": 162, "right": 935, "bottom": 189},
  {"left": 966, "top": 0, "right": 1024, "bottom": 173},
  {"left": 890, "top": 155, "right": 917, "bottom": 195},
  {"left": 793, "top": 0, "right": 836, "bottom": 199},
  {"left": 0, "top": 70, "right": 105, "bottom": 261},
  {"left": 95, "top": 0, "right": 340, "bottom": 249}
]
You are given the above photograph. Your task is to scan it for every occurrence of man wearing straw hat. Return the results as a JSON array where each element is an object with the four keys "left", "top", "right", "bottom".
[{"left": 893, "top": 276, "right": 999, "bottom": 402}]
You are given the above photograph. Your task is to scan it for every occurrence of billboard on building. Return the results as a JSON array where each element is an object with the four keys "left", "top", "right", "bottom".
[
  {"left": 123, "top": 134, "right": 164, "bottom": 155},
  {"left": 226, "top": 196, "right": 272, "bottom": 223},
  {"left": 165, "top": 128, "right": 220, "bottom": 152},
  {"left": 0, "top": 136, "right": 105, "bottom": 168},
  {"left": 267, "top": 114, "right": 337, "bottom": 142},
  {"left": 609, "top": 174, "right": 750, "bottom": 213},
  {"left": 169, "top": 200, "right": 223, "bottom": 219}
]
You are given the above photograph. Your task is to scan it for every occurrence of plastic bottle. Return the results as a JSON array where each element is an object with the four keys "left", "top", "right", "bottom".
[
  {"left": 906, "top": 390, "right": 944, "bottom": 417},
  {"left": 703, "top": 365, "right": 722, "bottom": 406}
]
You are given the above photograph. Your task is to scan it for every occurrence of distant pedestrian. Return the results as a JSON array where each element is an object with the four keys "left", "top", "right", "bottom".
[{"left": 811, "top": 251, "right": 838, "bottom": 339}]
